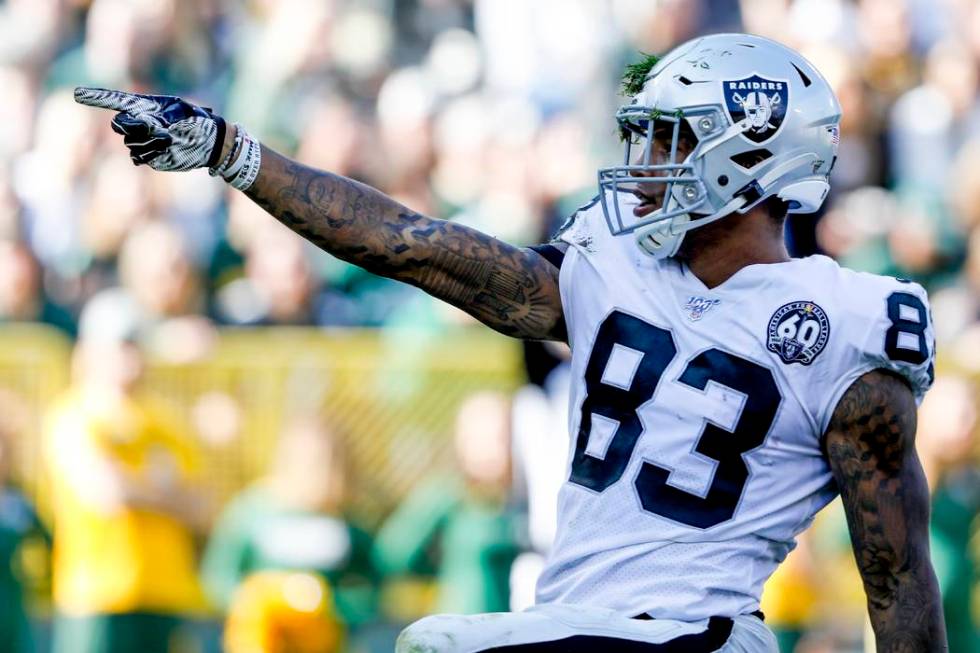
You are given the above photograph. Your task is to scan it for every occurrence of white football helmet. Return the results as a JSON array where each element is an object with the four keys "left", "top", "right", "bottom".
[{"left": 599, "top": 33, "right": 842, "bottom": 258}]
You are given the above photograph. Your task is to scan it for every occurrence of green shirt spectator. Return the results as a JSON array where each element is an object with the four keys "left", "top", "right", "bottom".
[
  {"left": 202, "top": 485, "right": 377, "bottom": 627},
  {"left": 930, "top": 468, "right": 980, "bottom": 653},
  {"left": 201, "top": 417, "right": 378, "bottom": 628},
  {"left": 373, "top": 474, "right": 522, "bottom": 614},
  {"left": 374, "top": 392, "right": 523, "bottom": 615}
]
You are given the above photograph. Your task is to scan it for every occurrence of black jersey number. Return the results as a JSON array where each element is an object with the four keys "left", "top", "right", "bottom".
[
  {"left": 884, "top": 291, "right": 930, "bottom": 365},
  {"left": 569, "top": 310, "right": 782, "bottom": 529}
]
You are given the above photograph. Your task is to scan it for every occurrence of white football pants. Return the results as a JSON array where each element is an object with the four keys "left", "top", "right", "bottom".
[{"left": 395, "top": 604, "right": 778, "bottom": 652}]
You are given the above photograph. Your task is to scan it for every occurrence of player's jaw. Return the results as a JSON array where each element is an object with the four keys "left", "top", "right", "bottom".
[{"left": 631, "top": 184, "right": 663, "bottom": 218}]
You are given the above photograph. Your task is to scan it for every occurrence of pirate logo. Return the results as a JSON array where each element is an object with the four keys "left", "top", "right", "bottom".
[
  {"left": 766, "top": 300, "right": 830, "bottom": 365},
  {"left": 724, "top": 75, "right": 789, "bottom": 144}
]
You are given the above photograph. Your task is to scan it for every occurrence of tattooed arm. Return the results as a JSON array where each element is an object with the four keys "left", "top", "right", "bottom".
[
  {"left": 71, "top": 90, "right": 565, "bottom": 340},
  {"left": 824, "top": 370, "right": 947, "bottom": 652},
  {"left": 242, "top": 145, "right": 566, "bottom": 341}
]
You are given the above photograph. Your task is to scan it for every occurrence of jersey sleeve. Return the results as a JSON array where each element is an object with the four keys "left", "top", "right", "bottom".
[
  {"left": 553, "top": 198, "right": 601, "bottom": 352},
  {"left": 817, "top": 278, "right": 935, "bottom": 433},
  {"left": 555, "top": 197, "right": 599, "bottom": 250},
  {"left": 860, "top": 280, "right": 935, "bottom": 402}
]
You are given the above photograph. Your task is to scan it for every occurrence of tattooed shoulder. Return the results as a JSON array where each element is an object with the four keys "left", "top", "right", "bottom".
[{"left": 824, "top": 369, "right": 915, "bottom": 474}]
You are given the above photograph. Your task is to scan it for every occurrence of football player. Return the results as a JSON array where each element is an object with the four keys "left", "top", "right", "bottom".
[{"left": 76, "top": 33, "right": 946, "bottom": 652}]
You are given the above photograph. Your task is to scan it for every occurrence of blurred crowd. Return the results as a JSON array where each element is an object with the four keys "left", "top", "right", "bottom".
[{"left": 0, "top": 0, "right": 978, "bottom": 651}]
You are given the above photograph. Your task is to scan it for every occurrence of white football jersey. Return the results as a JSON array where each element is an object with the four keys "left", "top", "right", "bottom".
[{"left": 534, "top": 199, "right": 935, "bottom": 621}]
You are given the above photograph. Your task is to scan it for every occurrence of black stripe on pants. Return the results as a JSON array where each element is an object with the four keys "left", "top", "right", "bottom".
[{"left": 480, "top": 616, "right": 734, "bottom": 652}]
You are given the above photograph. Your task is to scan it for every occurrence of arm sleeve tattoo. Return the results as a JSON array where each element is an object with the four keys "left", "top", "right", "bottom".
[
  {"left": 243, "top": 146, "right": 566, "bottom": 341},
  {"left": 824, "top": 370, "right": 948, "bottom": 653}
]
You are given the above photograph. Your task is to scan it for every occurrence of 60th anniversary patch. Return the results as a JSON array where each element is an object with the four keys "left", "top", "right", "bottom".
[{"left": 767, "top": 301, "right": 830, "bottom": 365}]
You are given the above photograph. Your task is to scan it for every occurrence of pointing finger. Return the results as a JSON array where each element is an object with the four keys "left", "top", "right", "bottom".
[{"left": 74, "top": 87, "right": 161, "bottom": 114}]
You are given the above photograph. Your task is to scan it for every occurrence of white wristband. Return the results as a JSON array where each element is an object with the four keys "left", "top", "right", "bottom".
[
  {"left": 229, "top": 137, "right": 261, "bottom": 190},
  {"left": 220, "top": 125, "right": 262, "bottom": 191}
]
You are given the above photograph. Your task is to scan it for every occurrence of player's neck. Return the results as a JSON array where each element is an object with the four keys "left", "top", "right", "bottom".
[{"left": 682, "top": 213, "right": 790, "bottom": 289}]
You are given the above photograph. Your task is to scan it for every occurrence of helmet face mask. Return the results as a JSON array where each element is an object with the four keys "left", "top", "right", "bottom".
[
  {"left": 600, "top": 34, "right": 842, "bottom": 259},
  {"left": 599, "top": 106, "right": 719, "bottom": 257}
]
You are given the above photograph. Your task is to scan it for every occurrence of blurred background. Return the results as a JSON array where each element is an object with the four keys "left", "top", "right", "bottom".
[{"left": 0, "top": 0, "right": 977, "bottom": 652}]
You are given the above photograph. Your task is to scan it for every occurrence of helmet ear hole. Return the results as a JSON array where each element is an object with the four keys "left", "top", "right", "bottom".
[{"left": 730, "top": 149, "right": 773, "bottom": 169}]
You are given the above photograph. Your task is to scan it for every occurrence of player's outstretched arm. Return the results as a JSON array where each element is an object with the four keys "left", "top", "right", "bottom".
[
  {"left": 73, "top": 87, "right": 566, "bottom": 342},
  {"left": 245, "top": 145, "right": 566, "bottom": 341},
  {"left": 824, "top": 370, "right": 947, "bottom": 653}
]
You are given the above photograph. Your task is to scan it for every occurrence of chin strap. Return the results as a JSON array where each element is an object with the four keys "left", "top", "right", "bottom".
[{"left": 635, "top": 193, "right": 750, "bottom": 258}]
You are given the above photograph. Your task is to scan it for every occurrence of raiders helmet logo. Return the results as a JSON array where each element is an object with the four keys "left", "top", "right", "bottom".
[{"left": 724, "top": 75, "right": 789, "bottom": 144}]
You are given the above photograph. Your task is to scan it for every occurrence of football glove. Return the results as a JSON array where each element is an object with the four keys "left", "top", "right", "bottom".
[{"left": 74, "top": 87, "right": 226, "bottom": 172}]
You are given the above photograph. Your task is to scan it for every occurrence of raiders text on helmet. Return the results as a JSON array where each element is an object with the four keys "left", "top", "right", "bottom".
[{"left": 598, "top": 34, "right": 842, "bottom": 258}]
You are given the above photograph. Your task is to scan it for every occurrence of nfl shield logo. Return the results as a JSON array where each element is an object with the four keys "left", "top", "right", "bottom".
[{"left": 723, "top": 75, "right": 789, "bottom": 144}]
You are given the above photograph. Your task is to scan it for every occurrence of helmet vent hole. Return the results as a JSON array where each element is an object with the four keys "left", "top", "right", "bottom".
[
  {"left": 737, "top": 43, "right": 756, "bottom": 48},
  {"left": 792, "top": 63, "right": 812, "bottom": 87},
  {"left": 730, "top": 149, "right": 773, "bottom": 169},
  {"left": 677, "top": 75, "right": 694, "bottom": 86}
]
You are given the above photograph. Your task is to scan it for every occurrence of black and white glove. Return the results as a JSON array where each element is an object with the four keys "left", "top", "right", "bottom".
[{"left": 74, "top": 87, "right": 226, "bottom": 171}]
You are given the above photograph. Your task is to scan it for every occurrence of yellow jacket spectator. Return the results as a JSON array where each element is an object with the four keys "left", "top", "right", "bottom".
[
  {"left": 224, "top": 571, "right": 344, "bottom": 653},
  {"left": 44, "top": 289, "right": 208, "bottom": 653},
  {"left": 45, "top": 390, "right": 205, "bottom": 615}
]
